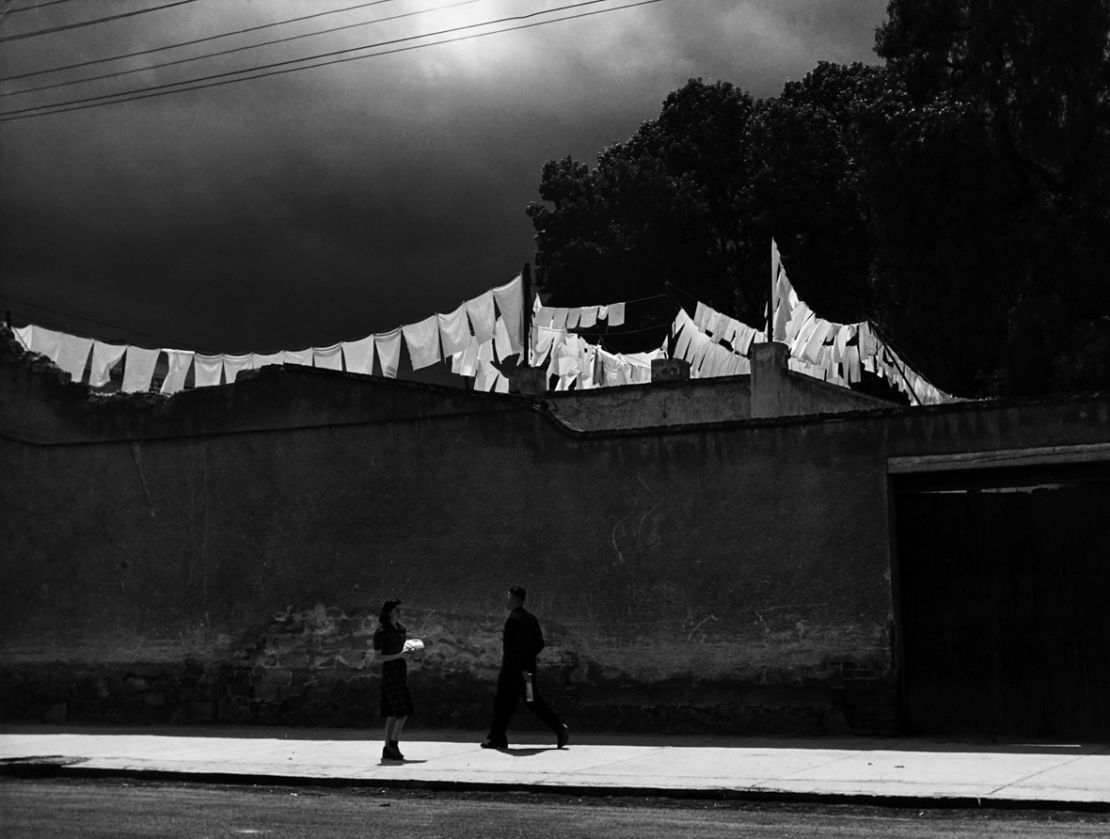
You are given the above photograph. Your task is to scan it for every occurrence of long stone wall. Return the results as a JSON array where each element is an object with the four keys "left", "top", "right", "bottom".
[{"left": 3, "top": 333, "right": 1107, "bottom": 736}]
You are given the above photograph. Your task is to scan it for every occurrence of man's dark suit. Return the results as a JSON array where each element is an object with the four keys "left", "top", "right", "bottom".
[{"left": 485, "top": 606, "right": 566, "bottom": 746}]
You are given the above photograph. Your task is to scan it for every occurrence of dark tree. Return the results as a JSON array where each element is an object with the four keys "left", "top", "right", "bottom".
[
  {"left": 873, "top": 0, "right": 1110, "bottom": 395},
  {"left": 858, "top": 88, "right": 1029, "bottom": 395},
  {"left": 527, "top": 2, "right": 1110, "bottom": 395},
  {"left": 527, "top": 79, "right": 758, "bottom": 322},
  {"left": 745, "top": 61, "right": 883, "bottom": 324}
]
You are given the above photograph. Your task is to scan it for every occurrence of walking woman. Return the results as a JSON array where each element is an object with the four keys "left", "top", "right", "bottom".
[{"left": 372, "top": 598, "right": 414, "bottom": 761}]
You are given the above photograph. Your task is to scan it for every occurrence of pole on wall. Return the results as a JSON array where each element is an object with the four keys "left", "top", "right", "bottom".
[
  {"left": 767, "top": 278, "right": 773, "bottom": 342},
  {"left": 767, "top": 241, "right": 775, "bottom": 343},
  {"left": 520, "top": 262, "right": 532, "bottom": 368}
]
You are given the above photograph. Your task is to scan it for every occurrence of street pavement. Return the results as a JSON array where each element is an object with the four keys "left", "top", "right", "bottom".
[{"left": 1, "top": 726, "right": 1107, "bottom": 811}]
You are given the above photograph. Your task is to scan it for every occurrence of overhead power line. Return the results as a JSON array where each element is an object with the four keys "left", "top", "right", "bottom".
[
  {"left": 4, "top": 0, "right": 82, "bottom": 14},
  {"left": 2, "top": 0, "right": 487, "bottom": 98},
  {"left": 0, "top": 0, "right": 664, "bottom": 122},
  {"left": 0, "top": 0, "right": 203, "bottom": 43},
  {"left": 0, "top": 0, "right": 401, "bottom": 82},
  {"left": 0, "top": 291, "right": 215, "bottom": 352}
]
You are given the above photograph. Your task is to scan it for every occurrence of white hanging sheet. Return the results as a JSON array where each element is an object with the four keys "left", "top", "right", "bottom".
[
  {"left": 160, "top": 349, "right": 194, "bottom": 394},
  {"left": 375, "top": 329, "right": 402, "bottom": 378},
  {"left": 466, "top": 290, "right": 496, "bottom": 344},
  {"left": 193, "top": 353, "right": 224, "bottom": 388},
  {"left": 223, "top": 353, "right": 254, "bottom": 383},
  {"left": 313, "top": 343, "right": 344, "bottom": 371},
  {"left": 55, "top": 334, "right": 92, "bottom": 383},
  {"left": 90, "top": 341, "right": 127, "bottom": 387},
  {"left": 341, "top": 336, "right": 375, "bottom": 375},
  {"left": 492, "top": 275, "right": 523, "bottom": 354},
  {"left": 437, "top": 304, "right": 471, "bottom": 357},
  {"left": 402, "top": 315, "right": 441, "bottom": 371},
  {"left": 122, "top": 346, "right": 160, "bottom": 393}
]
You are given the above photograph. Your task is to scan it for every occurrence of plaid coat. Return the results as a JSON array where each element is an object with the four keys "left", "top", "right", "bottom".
[{"left": 373, "top": 623, "right": 414, "bottom": 718}]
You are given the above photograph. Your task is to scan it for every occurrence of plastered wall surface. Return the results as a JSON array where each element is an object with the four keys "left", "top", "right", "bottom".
[
  {"left": 3, "top": 334, "right": 1108, "bottom": 735},
  {"left": 543, "top": 377, "right": 753, "bottom": 432}
]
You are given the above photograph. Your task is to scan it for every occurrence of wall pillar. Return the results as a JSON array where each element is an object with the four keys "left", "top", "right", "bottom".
[
  {"left": 650, "top": 358, "right": 691, "bottom": 382},
  {"left": 510, "top": 366, "right": 548, "bottom": 396},
  {"left": 750, "top": 341, "right": 790, "bottom": 419}
]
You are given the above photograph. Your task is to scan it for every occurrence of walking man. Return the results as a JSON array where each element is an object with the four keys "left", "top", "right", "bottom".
[{"left": 481, "top": 586, "right": 569, "bottom": 750}]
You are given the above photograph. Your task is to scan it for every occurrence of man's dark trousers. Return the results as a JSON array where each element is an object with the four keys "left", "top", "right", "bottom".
[{"left": 487, "top": 668, "right": 564, "bottom": 744}]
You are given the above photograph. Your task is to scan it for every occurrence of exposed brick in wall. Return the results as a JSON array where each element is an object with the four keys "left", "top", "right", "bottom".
[
  {"left": 0, "top": 602, "right": 866, "bottom": 735},
  {"left": 0, "top": 603, "right": 497, "bottom": 729}
]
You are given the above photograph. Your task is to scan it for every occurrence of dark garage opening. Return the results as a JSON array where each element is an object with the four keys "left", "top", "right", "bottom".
[{"left": 893, "top": 462, "right": 1110, "bottom": 739}]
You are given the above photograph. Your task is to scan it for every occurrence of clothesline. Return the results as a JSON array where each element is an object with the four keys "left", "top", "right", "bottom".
[
  {"left": 9, "top": 240, "right": 956, "bottom": 404},
  {"left": 525, "top": 240, "right": 956, "bottom": 403},
  {"left": 11, "top": 275, "right": 528, "bottom": 395},
  {"left": 767, "top": 239, "right": 955, "bottom": 405}
]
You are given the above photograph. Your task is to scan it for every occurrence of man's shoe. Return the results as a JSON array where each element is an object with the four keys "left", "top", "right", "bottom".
[
  {"left": 556, "top": 725, "right": 570, "bottom": 749},
  {"left": 480, "top": 739, "right": 508, "bottom": 750}
]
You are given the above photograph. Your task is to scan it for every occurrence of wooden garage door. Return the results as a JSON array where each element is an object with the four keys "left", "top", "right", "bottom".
[{"left": 893, "top": 464, "right": 1110, "bottom": 739}]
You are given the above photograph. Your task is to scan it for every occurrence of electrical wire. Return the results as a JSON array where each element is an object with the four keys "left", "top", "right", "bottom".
[
  {"left": 0, "top": 0, "right": 664, "bottom": 122},
  {"left": 0, "top": 292, "right": 216, "bottom": 352},
  {"left": 542, "top": 289, "right": 672, "bottom": 308},
  {"left": 664, "top": 278, "right": 741, "bottom": 319},
  {"left": 866, "top": 319, "right": 931, "bottom": 405},
  {"left": 614, "top": 290, "right": 672, "bottom": 307},
  {"left": 0, "top": 0, "right": 406, "bottom": 83},
  {"left": 0, "top": 0, "right": 633, "bottom": 114},
  {"left": 0, "top": 0, "right": 203, "bottom": 43},
  {"left": 662, "top": 278, "right": 703, "bottom": 307},
  {"left": 3, "top": 0, "right": 82, "bottom": 14},
  {"left": 1, "top": 0, "right": 487, "bottom": 98},
  {"left": 549, "top": 317, "right": 675, "bottom": 338}
]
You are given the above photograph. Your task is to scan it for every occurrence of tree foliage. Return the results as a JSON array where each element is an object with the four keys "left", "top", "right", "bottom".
[
  {"left": 527, "top": 80, "right": 758, "bottom": 320},
  {"left": 872, "top": 0, "right": 1110, "bottom": 394},
  {"left": 528, "top": 1, "right": 1110, "bottom": 396},
  {"left": 745, "top": 61, "right": 882, "bottom": 324}
]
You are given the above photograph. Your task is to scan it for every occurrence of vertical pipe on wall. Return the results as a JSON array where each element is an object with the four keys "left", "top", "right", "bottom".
[{"left": 521, "top": 262, "right": 532, "bottom": 370}]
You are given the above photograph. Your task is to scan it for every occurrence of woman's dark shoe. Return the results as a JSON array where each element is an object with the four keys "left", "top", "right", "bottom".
[
  {"left": 382, "top": 744, "right": 403, "bottom": 761},
  {"left": 389, "top": 741, "right": 405, "bottom": 760},
  {"left": 480, "top": 739, "right": 508, "bottom": 750}
]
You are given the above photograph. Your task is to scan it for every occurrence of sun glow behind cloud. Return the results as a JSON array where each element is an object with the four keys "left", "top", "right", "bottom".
[
  {"left": 396, "top": 0, "right": 659, "bottom": 81},
  {"left": 0, "top": 0, "right": 888, "bottom": 352}
]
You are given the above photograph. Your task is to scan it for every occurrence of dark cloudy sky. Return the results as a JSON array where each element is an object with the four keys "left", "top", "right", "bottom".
[{"left": 0, "top": 0, "right": 887, "bottom": 360}]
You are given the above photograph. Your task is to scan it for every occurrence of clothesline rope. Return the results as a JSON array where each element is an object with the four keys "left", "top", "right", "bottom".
[
  {"left": 10, "top": 274, "right": 528, "bottom": 394},
  {"left": 9, "top": 241, "right": 956, "bottom": 403}
]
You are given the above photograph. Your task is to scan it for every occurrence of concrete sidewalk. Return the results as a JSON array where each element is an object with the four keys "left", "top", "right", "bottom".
[{"left": 1, "top": 727, "right": 1107, "bottom": 811}]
